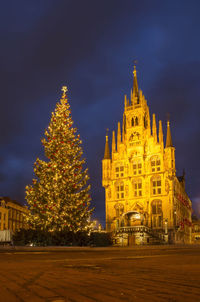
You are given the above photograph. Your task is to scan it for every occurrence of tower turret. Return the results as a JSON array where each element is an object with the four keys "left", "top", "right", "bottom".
[
  {"left": 112, "top": 130, "right": 116, "bottom": 153},
  {"left": 102, "top": 132, "right": 111, "bottom": 187},
  {"left": 133, "top": 65, "right": 139, "bottom": 99},
  {"left": 166, "top": 120, "right": 173, "bottom": 148},
  {"left": 117, "top": 122, "right": 121, "bottom": 152},
  {"left": 104, "top": 133, "right": 110, "bottom": 159},
  {"left": 124, "top": 95, "right": 127, "bottom": 109},
  {"left": 122, "top": 113, "right": 126, "bottom": 143},
  {"left": 164, "top": 120, "right": 175, "bottom": 173},
  {"left": 159, "top": 120, "right": 163, "bottom": 145},
  {"left": 152, "top": 114, "right": 157, "bottom": 143}
]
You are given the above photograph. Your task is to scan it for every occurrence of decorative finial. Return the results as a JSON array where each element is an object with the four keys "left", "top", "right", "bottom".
[
  {"left": 61, "top": 86, "right": 68, "bottom": 97},
  {"left": 166, "top": 113, "right": 170, "bottom": 125},
  {"left": 106, "top": 128, "right": 109, "bottom": 137},
  {"left": 133, "top": 60, "right": 138, "bottom": 76}
]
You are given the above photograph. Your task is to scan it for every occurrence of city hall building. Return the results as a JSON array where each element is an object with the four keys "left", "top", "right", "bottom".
[{"left": 102, "top": 67, "right": 192, "bottom": 245}]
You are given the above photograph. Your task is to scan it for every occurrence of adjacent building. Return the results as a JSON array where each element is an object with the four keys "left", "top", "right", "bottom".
[
  {"left": 102, "top": 67, "right": 192, "bottom": 245},
  {"left": 192, "top": 216, "right": 200, "bottom": 244},
  {"left": 0, "top": 197, "right": 28, "bottom": 232}
]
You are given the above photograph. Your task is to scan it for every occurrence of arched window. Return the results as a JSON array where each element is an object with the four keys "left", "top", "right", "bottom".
[
  {"left": 151, "top": 200, "right": 162, "bottom": 228},
  {"left": 135, "top": 116, "right": 138, "bottom": 126},
  {"left": 151, "top": 176, "right": 162, "bottom": 195},
  {"left": 116, "top": 182, "right": 124, "bottom": 199},
  {"left": 131, "top": 117, "right": 134, "bottom": 127},
  {"left": 133, "top": 160, "right": 142, "bottom": 175},
  {"left": 133, "top": 179, "right": 142, "bottom": 197},
  {"left": 151, "top": 156, "right": 161, "bottom": 172},
  {"left": 135, "top": 97, "right": 140, "bottom": 105}
]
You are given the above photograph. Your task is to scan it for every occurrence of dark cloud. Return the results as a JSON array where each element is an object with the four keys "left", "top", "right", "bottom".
[{"left": 0, "top": 0, "right": 200, "bottom": 222}]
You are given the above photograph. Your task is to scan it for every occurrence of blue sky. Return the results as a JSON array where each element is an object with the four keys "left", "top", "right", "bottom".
[{"left": 0, "top": 0, "right": 200, "bottom": 223}]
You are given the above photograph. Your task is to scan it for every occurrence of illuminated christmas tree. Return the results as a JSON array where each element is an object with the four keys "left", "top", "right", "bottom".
[{"left": 25, "top": 87, "right": 93, "bottom": 232}]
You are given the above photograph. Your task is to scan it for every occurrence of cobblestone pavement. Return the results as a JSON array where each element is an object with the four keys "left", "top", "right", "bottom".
[{"left": 0, "top": 245, "right": 199, "bottom": 302}]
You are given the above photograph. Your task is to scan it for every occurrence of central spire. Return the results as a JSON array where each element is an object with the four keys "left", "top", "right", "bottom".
[{"left": 133, "top": 65, "right": 139, "bottom": 98}]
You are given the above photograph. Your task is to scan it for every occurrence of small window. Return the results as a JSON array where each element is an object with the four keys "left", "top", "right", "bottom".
[
  {"left": 133, "top": 180, "right": 142, "bottom": 197},
  {"left": 133, "top": 161, "right": 142, "bottom": 175},
  {"left": 116, "top": 183, "right": 124, "bottom": 199},
  {"left": 152, "top": 179, "right": 162, "bottom": 195},
  {"left": 151, "top": 157, "right": 161, "bottom": 172},
  {"left": 116, "top": 165, "right": 124, "bottom": 177}
]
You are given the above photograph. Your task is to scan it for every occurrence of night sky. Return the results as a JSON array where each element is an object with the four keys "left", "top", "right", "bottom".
[{"left": 1, "top": 0, "right": 200, "bottom": 224}]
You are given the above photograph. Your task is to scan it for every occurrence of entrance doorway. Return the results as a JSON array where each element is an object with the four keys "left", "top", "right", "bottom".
[{"left": 128, "top": 234, "right": 135, "bottom": 246}]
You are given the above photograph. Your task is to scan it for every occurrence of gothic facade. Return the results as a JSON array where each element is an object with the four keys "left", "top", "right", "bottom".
[{"left": 102, "top": 67, "right": 192, "bottom": 245}]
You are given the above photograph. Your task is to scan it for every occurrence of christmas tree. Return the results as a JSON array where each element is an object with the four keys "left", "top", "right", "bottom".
[{"left": 25, "top": 86, "right": 93, "bottom": 232}]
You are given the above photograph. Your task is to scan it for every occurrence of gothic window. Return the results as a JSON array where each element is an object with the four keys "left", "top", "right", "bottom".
[
  {"left": 133, "top": 179, "right": 142, "bottom": 197},
  {"left": 115, "top": 165, "right": 124, "bottom": 178},
  {"left": 135, "top": 97, "right": 140, "bottom": 105},
  {"left": 131, "top": 117, "right": 134, "bottom": 127},
  {"left": 133, "top": 160, "right": 142, "bottom": 175},
  {"left": 116, "top": 182, "right": 124, "bottom": 199},
  {"left": 151, "top": 200, "right": 162, "bottom": 228},
  {"left": 151, "top": 176, "right": 162, "bottom": 195},
  {"left": 151, "top": 156, "right": 161, "bottom": 172},
  {"left": 114, "top": 203, "right": 124, "bottom": 218},
  {"left": 151, "top": 200, "right": 162, "bottom": 214},
  {"left": 135, "top": 116, "right": 138, "bottom": 126}
]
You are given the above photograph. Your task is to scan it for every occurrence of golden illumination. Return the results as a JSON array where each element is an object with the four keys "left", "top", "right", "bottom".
[{"left": 102, "top": 67, "right": 192, "bottom": 245}]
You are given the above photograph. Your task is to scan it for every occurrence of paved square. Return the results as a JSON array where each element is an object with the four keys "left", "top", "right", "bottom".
[{"left": 0, "top": 245, "right": 199, "bottom": 302}]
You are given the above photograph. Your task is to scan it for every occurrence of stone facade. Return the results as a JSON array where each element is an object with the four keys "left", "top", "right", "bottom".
[
  {"left": 102, "top": 67, "right": 192, "bottom": 245},
  {"left": 0, "top": 197, "right": 28, "bottom": 232}
]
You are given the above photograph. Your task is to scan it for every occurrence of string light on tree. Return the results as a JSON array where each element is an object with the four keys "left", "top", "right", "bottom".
[{"left": 25, "top": 86, "right": 93, "bottom": 232}]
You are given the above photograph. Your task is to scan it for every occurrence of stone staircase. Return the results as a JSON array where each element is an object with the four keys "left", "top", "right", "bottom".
[{"left": 115, "top": 225, "right": 167, "bottom": 245}]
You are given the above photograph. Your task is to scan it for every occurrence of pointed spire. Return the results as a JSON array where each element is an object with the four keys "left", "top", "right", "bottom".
[
  {"left": 152, "top": 114, "right": 157, "bottom": 143},
  {"left": 124, "top": 95, "right": 127, "bottom": 109},
  {"left": 104, "top": 129, "right": 110, "bottom": 159},
  {"left": 122, "top": 113, "right": 126, "bottom": 142},
  {"left": 166, "top": 120, "right": 173, "bottom": 148},
  {"left": 117, "top": 122, "right": 121, "bottom": 151},
  {"left": 112, "top": 131, "right": 116, "bottom": 153},
  {"left": 159, "top": 120, "right": 163, "bottom": 144},
  {"left": 133, "top": 66, "right": 139, "bottom": 98}
]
